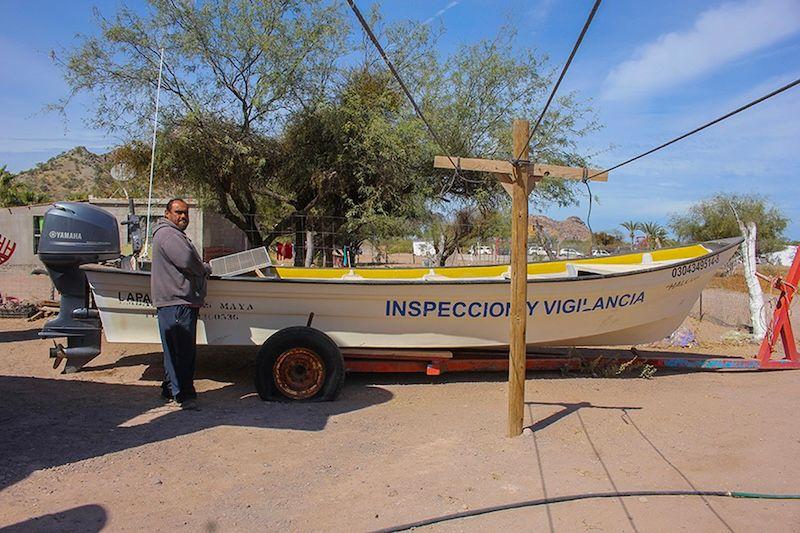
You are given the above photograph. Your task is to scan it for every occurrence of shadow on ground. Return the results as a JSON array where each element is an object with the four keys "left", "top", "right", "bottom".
[
  {"left": 0, "top": 365, "right": 392, "bottom": 491},
  {"left": 0, "top": 328, "right": 42, "bottom": 343},
  {"left": 0, "top": 504, "right": 107, "bottom": 533}
]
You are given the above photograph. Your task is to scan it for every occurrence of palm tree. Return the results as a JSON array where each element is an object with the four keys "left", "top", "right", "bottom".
[
  {"left": 620, "top": 221, "right": 641, "bottom": 249},
  {"left": 641, "top": 221, "right": 668, "bottom": 249}
]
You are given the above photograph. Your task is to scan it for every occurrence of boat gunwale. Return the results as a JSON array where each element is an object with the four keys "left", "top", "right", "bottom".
[{"left": 83, "top": 237, "right": 742, "bottom": 286}]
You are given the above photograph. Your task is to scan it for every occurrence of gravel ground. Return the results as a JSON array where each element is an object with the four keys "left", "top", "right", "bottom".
[{"left": 1, "top": 312, "right": 799, "bottom": 532}]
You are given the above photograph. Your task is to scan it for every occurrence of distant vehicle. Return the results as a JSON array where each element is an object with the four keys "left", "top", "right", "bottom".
[
  {"left": 412, "top": 241, "right": 436, "bottom": 257},
  {"left": 559, "top": 248, "right": 584, "bottom": 259},
  {"left": 527, "top": 246, "right": 548, "bottom": 256},
  {"left": 592, "top": 249, "right": 611, "bottom": 257},
  {"left": 469, "top": 245, "right": 493, "bottom": 255}
]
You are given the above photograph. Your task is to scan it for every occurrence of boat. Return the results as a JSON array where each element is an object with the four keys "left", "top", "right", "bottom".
[
  {"left": 87, "top": 238, "right": 741, "bottom": 349},
  {"left": 37, "top": 202, "right": 742, "bottom": 400}
]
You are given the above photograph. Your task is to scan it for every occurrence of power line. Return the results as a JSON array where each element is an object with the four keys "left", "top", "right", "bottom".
[
  {"left": 516, "top": 0, "right": 603, "bottom": 161},
  {"left": 345, "top": 0, "right": 461, "bottom": 186},
  {"left": 587, "top": 76, "right": 800, "bottom": 180}
]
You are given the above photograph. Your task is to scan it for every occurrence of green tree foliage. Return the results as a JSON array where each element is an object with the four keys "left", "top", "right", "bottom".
[
  {"left": 158, "top": 116, "right": 282, "bottom": 246},
  {"left": 422, "top": 28, "right": 600, "bottom": 209},
  {"left": 276, "top": 69, "right": 433, "bottom": 263},
  {"left": 0, "top": 165, "right": 49, "bottom": 207},
  {"left": 670, "top": 193, "right": 787, "bottom": 254}
]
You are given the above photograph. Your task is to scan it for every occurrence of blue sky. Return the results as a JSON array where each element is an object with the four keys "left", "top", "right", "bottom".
[{"left": 1, "top": 0, "right": 799, "bottom": 238}]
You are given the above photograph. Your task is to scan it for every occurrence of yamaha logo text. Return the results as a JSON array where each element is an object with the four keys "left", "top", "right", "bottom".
[{"left": 49, "top": 231, "right": 82, "bottom": 240}]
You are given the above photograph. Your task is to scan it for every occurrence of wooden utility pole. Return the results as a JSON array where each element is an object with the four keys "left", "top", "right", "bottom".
[
  {"left": 508, "top": 119, "right": 530, "bottom": 437},
  {"left": 434, "top": 119, "right": 608, "bottom": 437}
]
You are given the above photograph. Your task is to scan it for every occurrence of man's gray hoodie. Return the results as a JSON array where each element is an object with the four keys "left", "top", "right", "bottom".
[{"left": 150, "top": 218, "right": 211, "bottom": 308}]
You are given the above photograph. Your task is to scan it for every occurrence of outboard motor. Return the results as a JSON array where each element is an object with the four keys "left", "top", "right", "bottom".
[{"left": 38, "top": 202, "right": 120, "bottom": 372}]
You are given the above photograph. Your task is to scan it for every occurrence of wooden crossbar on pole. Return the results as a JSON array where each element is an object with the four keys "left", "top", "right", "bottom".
[{"left": 433, "top": 156, "right": 609, "bottom": 182}]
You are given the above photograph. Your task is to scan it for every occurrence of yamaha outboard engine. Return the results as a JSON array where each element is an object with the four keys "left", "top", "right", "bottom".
[{"left": 38, "top": 202, "right": 120, "bottom": 372}]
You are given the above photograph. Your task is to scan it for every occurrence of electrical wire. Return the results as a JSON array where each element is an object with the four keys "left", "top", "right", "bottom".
[
  {"left": 582, "top": 171, "right": 594, "bottom": 249},
  {"left": 515, "top": 0, "right": 602, "bottom": 162},
  {"left": 376, "top": 489, "right": 800, "bottom": 532},
  {"left": 587, "top": 76, "right": 800, "bottom": 180}
]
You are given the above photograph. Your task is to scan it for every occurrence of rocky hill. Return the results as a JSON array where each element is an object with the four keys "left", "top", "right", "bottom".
[
  {"left": 529, "top": 215, "right": 591, "bottom": 242},
  {"left": 14, "top": 147, "right": 115, "bottom": 201}
]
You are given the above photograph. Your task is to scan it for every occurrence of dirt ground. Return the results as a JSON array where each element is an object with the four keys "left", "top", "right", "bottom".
[{"left": 1, "top": 312, "right": 799, "bottom": 532}]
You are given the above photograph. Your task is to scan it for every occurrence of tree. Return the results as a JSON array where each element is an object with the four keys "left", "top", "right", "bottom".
[
  {"left": 54, "top": 0, "right": 347, "bottom": 244},
  {"left": 57, "top": 3, "right": 602, "bottom": 256},
  {"left": 425, "top": 207, "right": 505, "bottom": 266},
  {"left": 276, "top": 69, "right": 434, "bottom": 265},
  {"left": 420, "top": 28, "right": 600, "bottom": 210},
  {"left": 593, "top": 230, "right": 624, "bottom": 249},
  {"left": 620, "top": 221, "right": 642, "bottom": 249},
  {"left": 0, "top": 165, "right": 49, "bottom": 207},
  {"left": 671, "top": 193, "right": 789, "bottom": 340},
  {"left": 158, "top": 116, "right": 282, "bottom": 246},
  {"left": 641, "top": 221, "right": 668, "bottom": 249},
  {"left": 670, "top": 194, "right": 787, "bottom": 254}
]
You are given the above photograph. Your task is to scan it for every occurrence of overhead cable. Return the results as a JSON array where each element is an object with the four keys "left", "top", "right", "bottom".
[
  {"left": 516, "top": 0, "right": 603, "bottom": 161},
  {"left": 587, "top": 76, "right": 800, "bottom": 180}
]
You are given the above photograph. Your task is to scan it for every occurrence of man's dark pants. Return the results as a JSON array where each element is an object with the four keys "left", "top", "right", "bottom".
[{"left": 157, "top": 304, "right": 199, "bottom": 402}]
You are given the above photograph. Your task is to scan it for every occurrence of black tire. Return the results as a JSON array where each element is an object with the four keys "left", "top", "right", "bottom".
[{"left": 254, "top": 326, "right": 345, "bottom": 402}]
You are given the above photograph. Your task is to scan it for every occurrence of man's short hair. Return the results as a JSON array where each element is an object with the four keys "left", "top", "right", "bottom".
[{"left": 166, "top": 198, "right": 187, "bottom": 212}]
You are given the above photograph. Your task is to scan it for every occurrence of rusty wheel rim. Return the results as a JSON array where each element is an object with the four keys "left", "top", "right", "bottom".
[{"left": 274, "top": 348, "right": 325, "bottom": 400}]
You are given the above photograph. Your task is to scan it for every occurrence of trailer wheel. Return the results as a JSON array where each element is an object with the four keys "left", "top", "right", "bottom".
[{"left": 255, "top": 326, "right": 345, "bottom": 401}]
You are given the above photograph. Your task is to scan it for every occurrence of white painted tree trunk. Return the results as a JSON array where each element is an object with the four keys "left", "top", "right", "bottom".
[
  {"left": 739, "top": 220, "right": 766, "bottom": 339},
  {"left": 436, "top": 234, "right": 446, "bottom": 267},
  {"left": 304, "top": 231, "right": 314, "bottom": 268}
]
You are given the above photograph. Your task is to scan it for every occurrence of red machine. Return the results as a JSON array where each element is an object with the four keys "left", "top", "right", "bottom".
[{"left": 756, "top": 246, "right": 800, "bottom": 369}]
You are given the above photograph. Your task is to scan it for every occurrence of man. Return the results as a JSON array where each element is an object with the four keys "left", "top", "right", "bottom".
[{"left": 151, "top": 198, "right": 212, "bottom": 409}]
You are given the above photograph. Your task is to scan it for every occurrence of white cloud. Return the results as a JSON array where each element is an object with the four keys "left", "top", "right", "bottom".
[
  {"left": 602, "top": 0, "right": 800, "bottom": 100},
  {"left": 423, "top": 1, "right": 460, "bottom": 25},
  {"left": 529, "top": 0, "right": 556, "bottom": 25}
]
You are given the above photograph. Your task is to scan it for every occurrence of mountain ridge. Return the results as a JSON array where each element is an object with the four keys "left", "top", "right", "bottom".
[{"left": 14, "top": 146, "right": 114, "bottom": 200}]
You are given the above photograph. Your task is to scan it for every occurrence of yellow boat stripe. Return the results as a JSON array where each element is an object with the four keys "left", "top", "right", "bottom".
[
  {"left": 273, "top": 243, "right": 714, "bottom": 280},
  {"left": 355, "top": 268, "right": 430, "bottom": 279},
  {"left": 651, "top": 244, "right": 708, "bottom": 261}
]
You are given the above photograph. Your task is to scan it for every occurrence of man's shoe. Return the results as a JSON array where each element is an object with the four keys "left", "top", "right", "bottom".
[
  {"left": 179, "top": 398, "right": 200, "bottom": 411},
  {"left": 161, "top": 382, "right": 174, "bottom": 401}
]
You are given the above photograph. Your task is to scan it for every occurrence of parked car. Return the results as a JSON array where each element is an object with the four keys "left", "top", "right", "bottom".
[
  {"left": 527, "top": 246, "right": 548, "bottom": 256},
  {"left": 591, "top": 249, "right": 611, "bottom": 257},
  {"left": 469, "top": 245, "right": 492, "bottom": 255},
  {"left": 558, "top": 248, "right": 584, "bottom": 259}
]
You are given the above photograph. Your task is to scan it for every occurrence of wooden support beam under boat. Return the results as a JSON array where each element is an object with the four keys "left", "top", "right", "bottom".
[
  {"left": 433, "top": 155, "right": 609, "bottom": 182},
  {"left": 341, "top": 348, "right": 453, "bottom": 360}
]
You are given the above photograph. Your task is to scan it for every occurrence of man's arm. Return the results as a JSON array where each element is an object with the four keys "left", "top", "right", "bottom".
[{"left": 162, "top": 234, "right": 209, "bottom": 278}]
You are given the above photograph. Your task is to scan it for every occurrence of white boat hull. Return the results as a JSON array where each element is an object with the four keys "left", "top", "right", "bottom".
[{"left": 86, "top": 239, "right": 739, "bottom": 349}]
